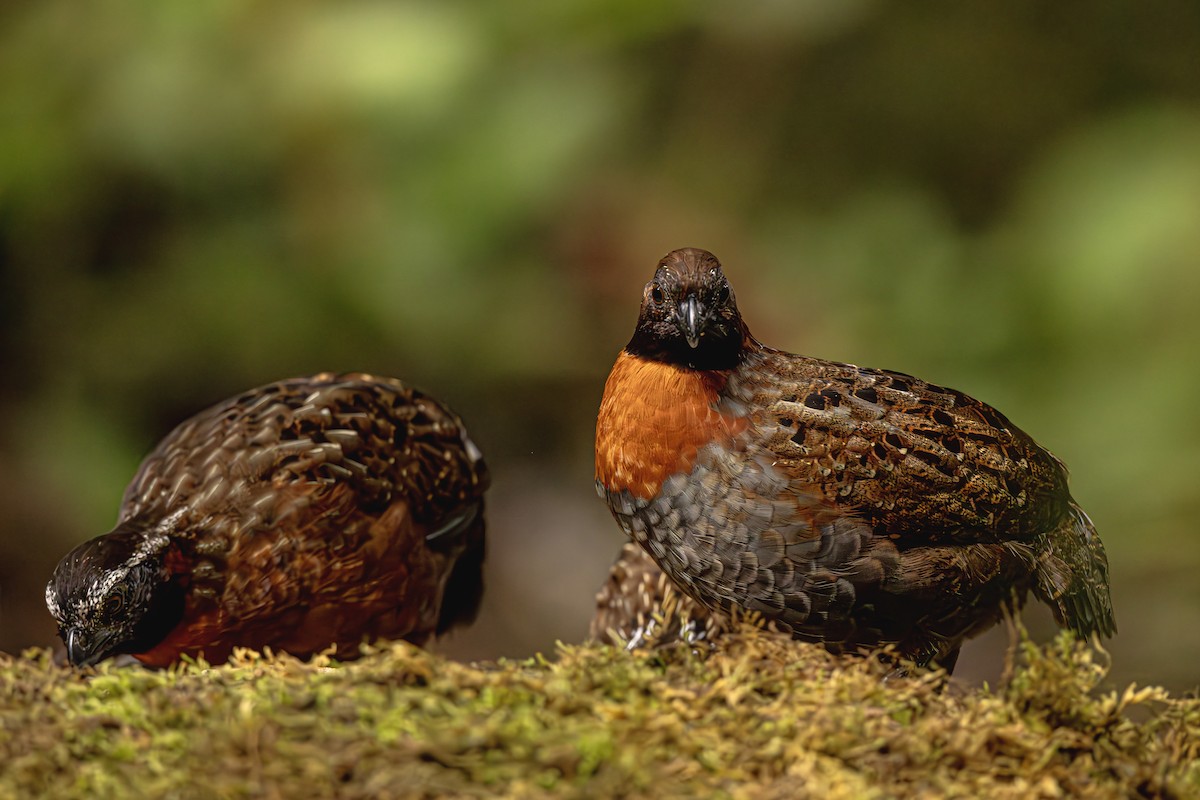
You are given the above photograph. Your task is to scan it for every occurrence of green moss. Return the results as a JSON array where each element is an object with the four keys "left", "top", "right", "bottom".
[{"left": 1, "top": 630, "right": 1196, "bottom": 798}]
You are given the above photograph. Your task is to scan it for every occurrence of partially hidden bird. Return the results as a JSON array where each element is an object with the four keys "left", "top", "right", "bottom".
[
  {"left": 591, "top": 542, "right": 725, "bottom": 650},
  {"left": 594, "top": 248, "right": 1114, "bottom": 672},
  {"left": 46, "top": 372, "right": 488, "bottom": 668}
]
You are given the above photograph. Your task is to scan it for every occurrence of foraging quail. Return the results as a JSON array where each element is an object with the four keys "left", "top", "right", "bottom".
[
  {"left": 594, "top": 248, "right": 1114, "bottom": 672},
  {"left": 46, "top": 373, "right": 488, "bottom": 668}
]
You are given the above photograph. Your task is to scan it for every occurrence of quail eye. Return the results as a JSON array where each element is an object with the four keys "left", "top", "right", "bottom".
[
  {"left": 651, "top": 285, "right": 665, "bottom": 305},
  {"left": 104, "top": 594, "right": 123, "bottom": 617}
]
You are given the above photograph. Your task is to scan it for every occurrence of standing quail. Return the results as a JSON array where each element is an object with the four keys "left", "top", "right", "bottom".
[
  {"left": 594, "top": 248, "right": 1114, "bottom": 672},
  {"left": 46, "top": 372, "right": 488, "bottom": 667}
]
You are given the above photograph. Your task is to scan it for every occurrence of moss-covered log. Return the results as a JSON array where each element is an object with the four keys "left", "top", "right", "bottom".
[{"left": 2, "top": 631, "right": 1196, "bottom": 798}]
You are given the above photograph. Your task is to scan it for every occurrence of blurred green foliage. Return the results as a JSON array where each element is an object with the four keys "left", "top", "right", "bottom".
[{"left": 1, "top": 1, "right": 1198, "bottom": 690}]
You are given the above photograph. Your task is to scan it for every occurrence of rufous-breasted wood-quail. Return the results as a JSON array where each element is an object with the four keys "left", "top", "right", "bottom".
[
  {"left": 594, "top": 248, "right": 1114, "bottom": 672},
  {"left": 46, "top": 373, "right": 488, "bottom": 668}
]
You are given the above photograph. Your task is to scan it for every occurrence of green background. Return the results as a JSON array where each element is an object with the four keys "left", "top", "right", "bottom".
[{"left": 1, "top": 1, "right": 1197, "bottom": 691}]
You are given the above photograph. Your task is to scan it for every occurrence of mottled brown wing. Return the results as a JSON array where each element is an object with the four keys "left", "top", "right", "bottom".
[
  {"left": 735, "top": 352, "right": 1112, "bottom": 645},
  {"left": 218, "top": 485, "right": 449, "bottom": 650},
  {"left": 120, "top": 372, "right": 488, "bottom": 532},
  {"left": 747, "top": 351, "right": 1073, "bottom": 544}
]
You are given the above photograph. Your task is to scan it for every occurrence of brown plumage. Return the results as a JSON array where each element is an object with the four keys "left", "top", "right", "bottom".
[
  {"left": 46, "top": 372, "right": 488, "bottom": 667},
  {"left": 594, "top": 248, "right": 1114, "bottom": 671},
  {"left": 591, "top": 542, "right": 726, "bottom": 649}
]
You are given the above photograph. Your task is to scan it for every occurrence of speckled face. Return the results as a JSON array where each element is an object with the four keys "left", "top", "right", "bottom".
[
  {"left": 45, "top": 529, "right": 181, "bottom": 667},
  {"left": 626, "top": 248, "right": 746, "bottom": 370}
]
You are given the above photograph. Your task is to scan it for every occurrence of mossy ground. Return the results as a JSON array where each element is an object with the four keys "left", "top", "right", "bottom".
[{"left": 1, "top": 628, "right": 1196, "bottom": 799}]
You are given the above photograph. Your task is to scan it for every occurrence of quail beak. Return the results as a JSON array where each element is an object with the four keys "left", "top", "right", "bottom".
[
  {"left": 680, "top": 295, "right": 703, "bottom": 349},
  {"left": 64, "top": 626, "right": 119, "bottom": 668}
]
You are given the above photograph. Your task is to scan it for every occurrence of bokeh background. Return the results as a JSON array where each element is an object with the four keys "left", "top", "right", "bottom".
[{"left": 2, "top": 1, "right": 1198, "bottom": 692}]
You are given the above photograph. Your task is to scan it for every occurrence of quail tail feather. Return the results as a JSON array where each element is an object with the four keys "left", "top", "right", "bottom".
[
  {"left": 435, "top": 513, "right": 486, "bottom": 635},
  {"left": 1034, "top": 503, "right": 1115, "bottom": 638}
]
